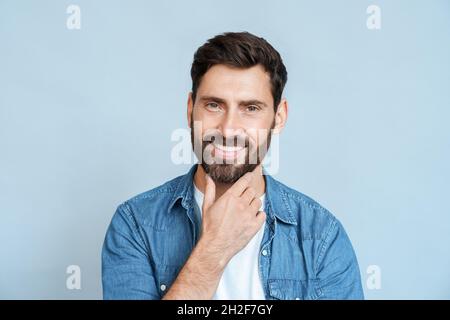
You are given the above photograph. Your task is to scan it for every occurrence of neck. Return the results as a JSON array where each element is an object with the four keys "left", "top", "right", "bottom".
[{"left": 193, "top": 164, "right": 265, "bottom": 199}]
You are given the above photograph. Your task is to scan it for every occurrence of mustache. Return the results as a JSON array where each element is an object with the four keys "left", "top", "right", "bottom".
[{"left": 202, "top": 133, "right": 250, "bottom": 148}]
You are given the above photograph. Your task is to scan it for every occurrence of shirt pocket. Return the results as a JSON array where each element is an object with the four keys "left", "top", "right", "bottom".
[{"left": 268, "top": 279, "right": 322, "bottom": 300}]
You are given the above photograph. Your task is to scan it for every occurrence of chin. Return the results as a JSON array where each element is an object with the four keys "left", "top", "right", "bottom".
[{"left": 202, "top": 163, "right": 258, "bottom": 184}]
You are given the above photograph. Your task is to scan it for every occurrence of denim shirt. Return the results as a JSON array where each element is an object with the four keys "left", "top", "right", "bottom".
[{"left": 102, "top": 165, "right": 364, "bottom": 300}]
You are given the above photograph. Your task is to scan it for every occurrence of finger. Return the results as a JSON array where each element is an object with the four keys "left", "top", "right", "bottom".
[
  {"left": 256, "top": 211, "right": 266, "bottom": 223},
  {"left": 241, "top": 187, "right": 256, "bottom": 205},
  {"left": 203, "top": 174, "right": 216, "bottom": 212},
  {"left": 249, "top": 197, "right": 262, "bottom": 212},
  {"left": 253, "top": 165, "right": 263, "bottom": 177},
  {"left": 229, "top": 171, "right": 254, "bottom": 197},
  {"left": 246, "top": 165, "right": 263, "bottom": 187}
]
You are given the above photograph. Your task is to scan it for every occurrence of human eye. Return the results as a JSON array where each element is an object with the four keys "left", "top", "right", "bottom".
[
  {"left": 246, "top": 105, "right": 261, "bottom": 113},
  {"left": 206, "top": 102, "right": 221, "bottom": 111}
]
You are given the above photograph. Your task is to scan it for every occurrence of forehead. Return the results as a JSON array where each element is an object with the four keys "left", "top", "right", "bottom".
[{"left": 197, "top": 64, "right": 272, "bottom": 103}]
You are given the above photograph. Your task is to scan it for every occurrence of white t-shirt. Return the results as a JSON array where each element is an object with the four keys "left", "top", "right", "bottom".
[{"left": 193, "top": 183, "right": 266, "bottom": 300}]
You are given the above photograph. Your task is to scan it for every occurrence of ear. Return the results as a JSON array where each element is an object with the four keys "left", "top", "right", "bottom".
[
  {"left": 187, "top": 92, "right": 194, "bottom": 128},
  {"left": 273, "top": 98, "right": 288, "bottom": 134}
]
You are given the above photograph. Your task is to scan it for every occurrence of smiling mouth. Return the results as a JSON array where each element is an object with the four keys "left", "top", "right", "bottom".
[{"left": 212, "top": 143, "right": 247, "bottom": 161}]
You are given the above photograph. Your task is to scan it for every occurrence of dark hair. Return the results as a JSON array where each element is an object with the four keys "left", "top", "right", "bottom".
[{"left": 190, "top": 32, "right": 288, "bottom": 110}]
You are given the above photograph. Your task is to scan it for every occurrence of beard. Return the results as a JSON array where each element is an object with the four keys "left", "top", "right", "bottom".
[{"left": 190, "top": 120, "right": 274, "bottom": 184}]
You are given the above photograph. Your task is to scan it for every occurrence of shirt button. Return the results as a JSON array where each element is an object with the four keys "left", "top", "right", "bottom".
[
  {"left": 262, "top": 249, "right": 268, "bottom": 256},
  {"left": 160, "top": 284, "right": 166, "bottom": 291}
]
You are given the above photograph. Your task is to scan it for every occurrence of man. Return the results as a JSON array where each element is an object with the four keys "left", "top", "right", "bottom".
[{"left": 102, "top": 32, "right": 364, "bottom": 300}]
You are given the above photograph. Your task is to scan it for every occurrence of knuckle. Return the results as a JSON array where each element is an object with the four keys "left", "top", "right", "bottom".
[
  {"left": 237, "top": 201, "right": 246, "bottom": 211},
  {"left": 226, "top": 192, "right": 237, "bottom": 202},
  {"left": 224, "top": 189, "right": 234, "bottom": 197},
  {"left": 251, "top": 198, "right": 261, "bottom": 210},
  {"left": 241, "top": 172, "right": 252, "bottom": 183}
]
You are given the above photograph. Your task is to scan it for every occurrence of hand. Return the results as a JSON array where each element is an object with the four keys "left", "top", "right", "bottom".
[
  {"left": 199, "top": 168, "right": 266, "bottom": 264},
  {"left": 162, "top": 168, "right": 266, "bottom": 300}
]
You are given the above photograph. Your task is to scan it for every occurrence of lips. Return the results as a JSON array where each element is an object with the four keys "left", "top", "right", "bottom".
[{"left": 213, "top": 143, "right": 246, "bottom": 161}]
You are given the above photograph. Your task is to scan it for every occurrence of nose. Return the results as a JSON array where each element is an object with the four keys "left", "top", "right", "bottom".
[{"left": 218, "top": 109, "right": 245, "bottom": 141}]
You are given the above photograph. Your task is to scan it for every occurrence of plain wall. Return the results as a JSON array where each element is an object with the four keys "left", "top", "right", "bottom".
[{"left": 1, "top": 0, "right": 449, "bottom": 299}]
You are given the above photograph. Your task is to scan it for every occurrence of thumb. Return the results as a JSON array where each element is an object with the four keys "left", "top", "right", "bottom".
[
  {"left": 256, "top": 210, "right": 267, "bottom": 225},
  {"left": 203, "top": 174, "right": 216, "bottom": 212}
]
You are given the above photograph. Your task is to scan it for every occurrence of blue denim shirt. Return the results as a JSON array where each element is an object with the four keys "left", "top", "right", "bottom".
[{"left": 102, "top": 165, "right": 364, "bottom": 300}]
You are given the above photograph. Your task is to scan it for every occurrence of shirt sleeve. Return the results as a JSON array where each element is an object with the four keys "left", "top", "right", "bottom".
[
  {"left": 102, "top": 202, "right": 159, "bottom": 300},
  {"left": 315, "top": 218, "right": 365, "bottom": 300}
]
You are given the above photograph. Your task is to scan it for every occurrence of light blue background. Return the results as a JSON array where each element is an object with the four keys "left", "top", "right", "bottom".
[{"left": 1, "top": 0, "right": 449, "bottom": 299}]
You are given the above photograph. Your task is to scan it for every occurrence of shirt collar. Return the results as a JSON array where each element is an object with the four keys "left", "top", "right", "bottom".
[
  {"left": 263, "top": 171, "right": 298, "bottom": 226},
  {"left": 168, "top": 165, "right": 297, "bottom": 226},
  {"left": 167, "top": 165, "right": 197, "bottom": 213}
]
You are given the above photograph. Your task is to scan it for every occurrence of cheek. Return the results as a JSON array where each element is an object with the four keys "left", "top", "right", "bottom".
[
  {"left": 247, "top": 111, "right": 274, "bottom": 127},
  {"left": 247, "top": 131, "right": 267, "bottom": 148},
  {"left": 246, "top": 118, "right": 274, "bottom": 144},
  {"left": 193, "top": 110, "right": 219, "bottom": 129},
  {"left": 191, "top": 111, "right": 215, "bottom": 134}
]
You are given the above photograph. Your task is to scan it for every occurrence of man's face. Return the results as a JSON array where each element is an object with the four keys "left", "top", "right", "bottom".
[{"left": 189, "top": 64, "right": 277, "bottom": 184}]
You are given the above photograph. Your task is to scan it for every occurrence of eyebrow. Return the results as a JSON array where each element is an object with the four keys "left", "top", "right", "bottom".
[{"left": 198, "top": 95, "right": 268, "bottom": 108}]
